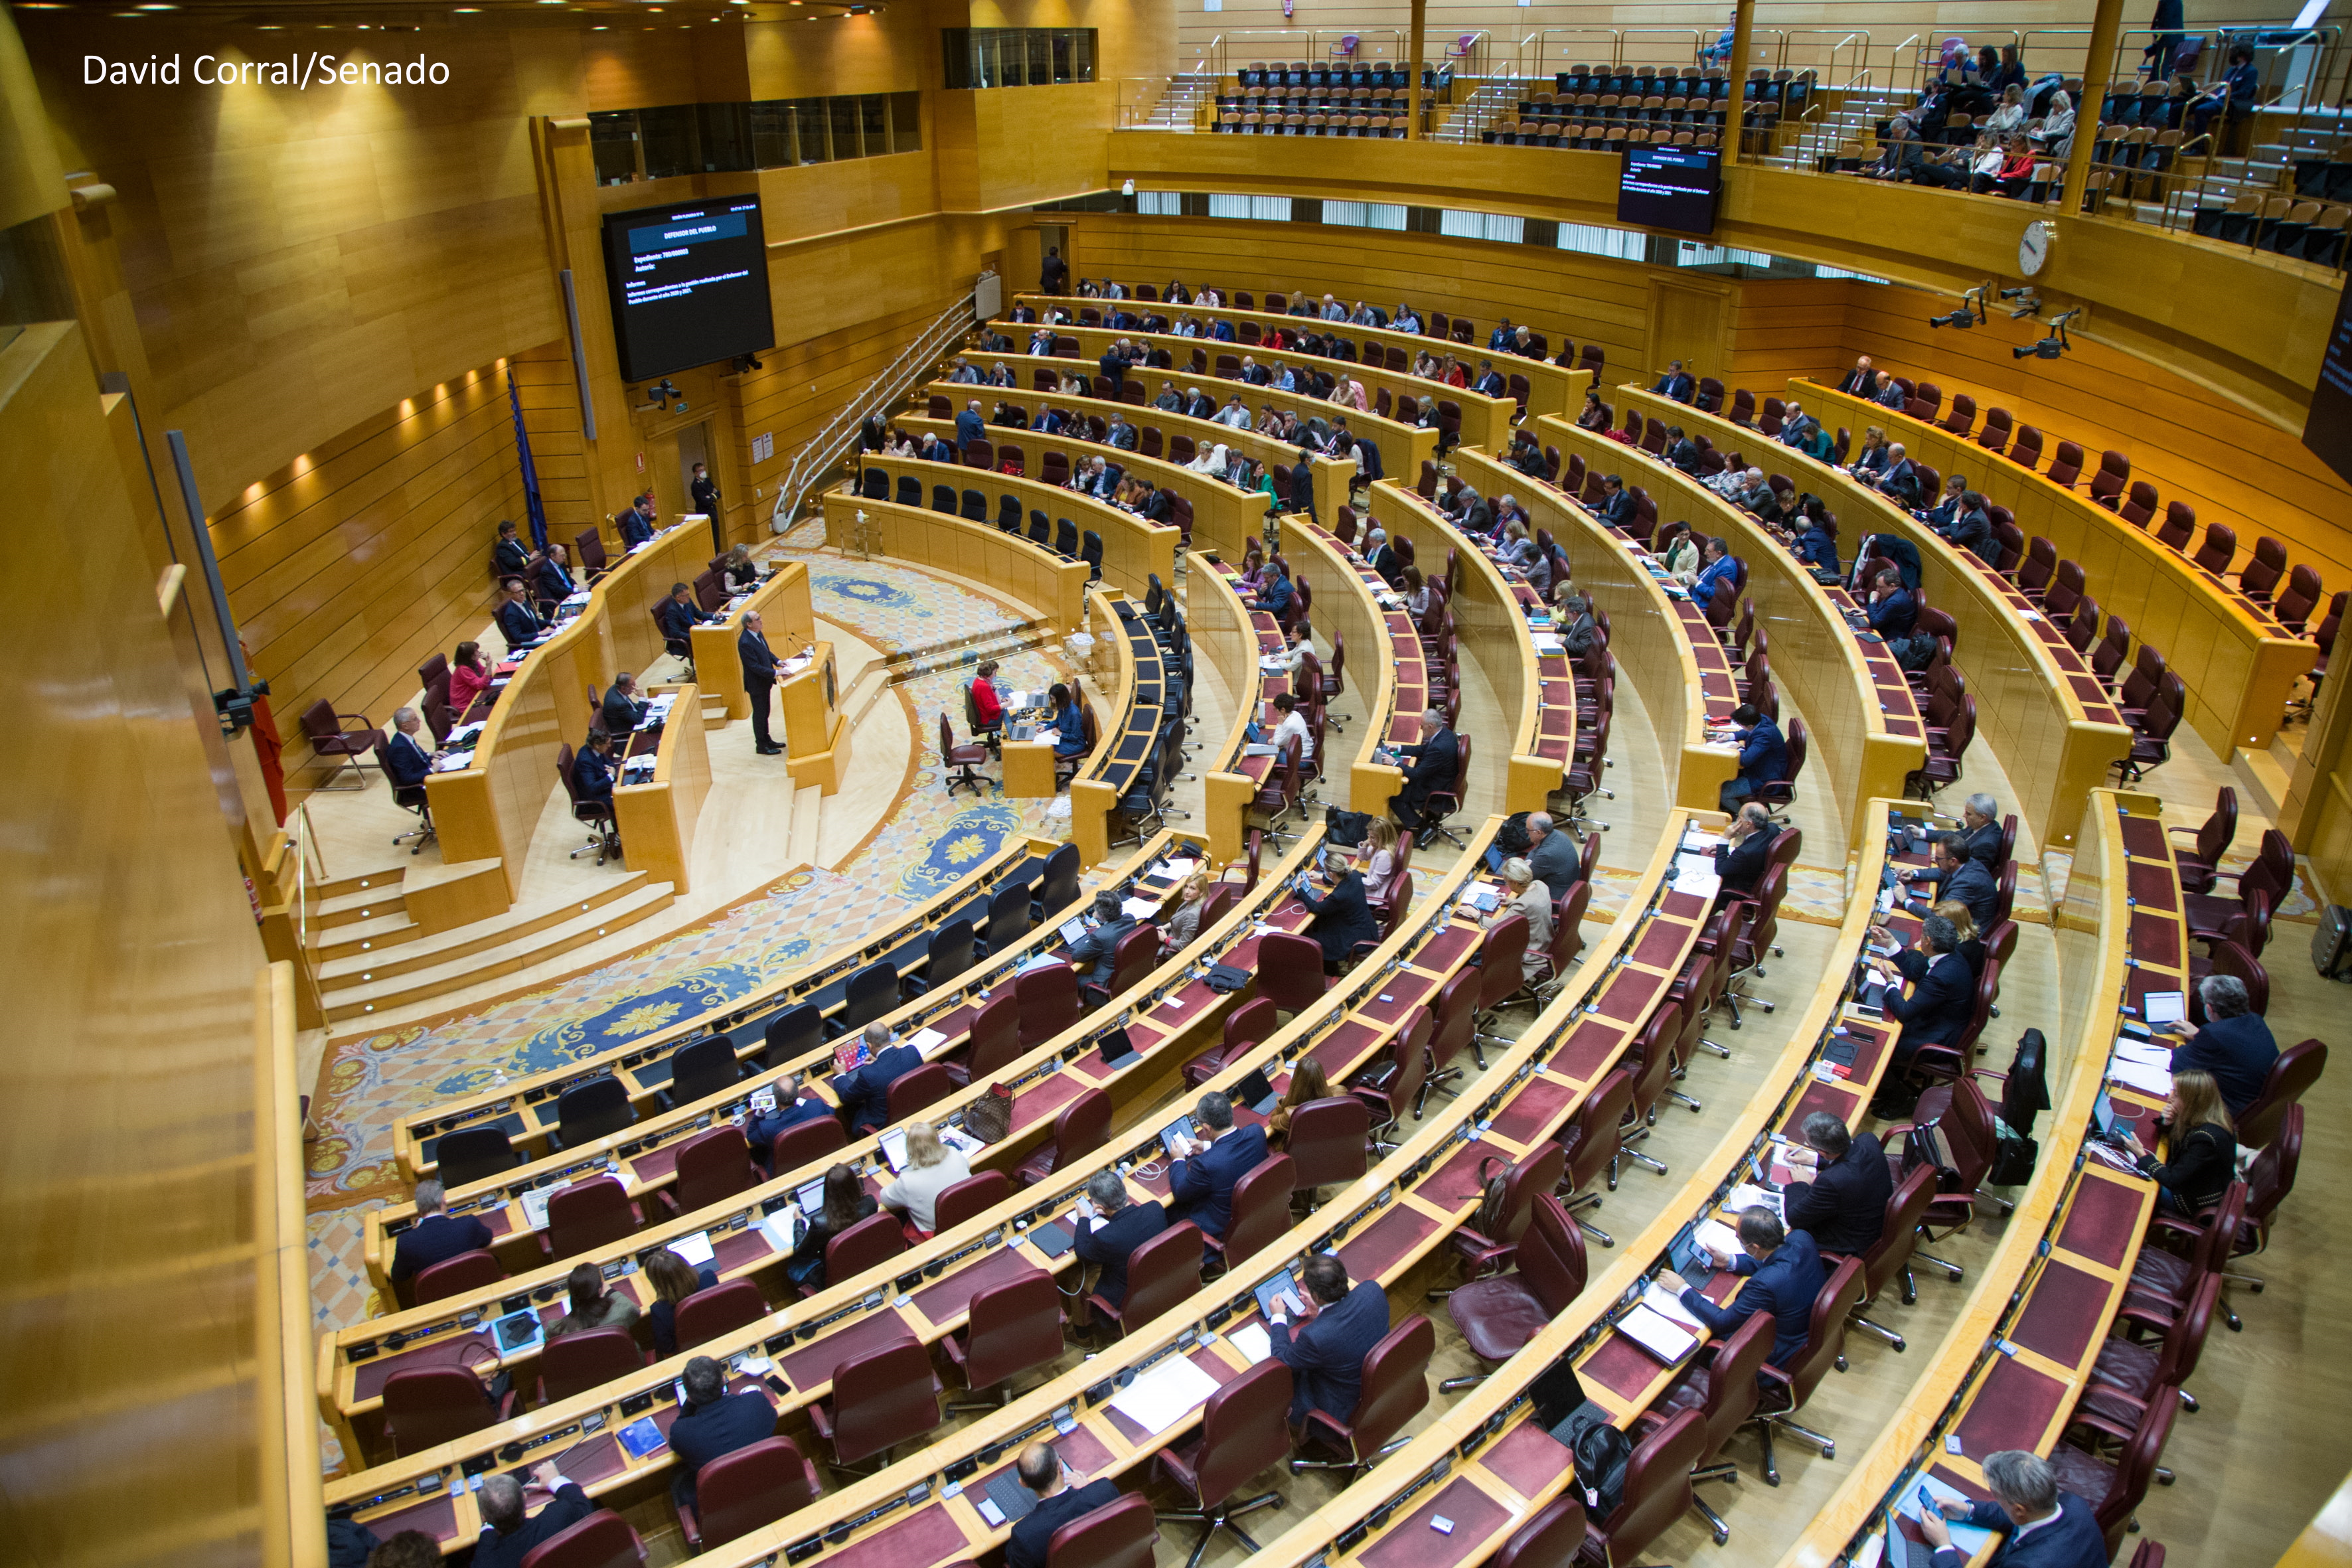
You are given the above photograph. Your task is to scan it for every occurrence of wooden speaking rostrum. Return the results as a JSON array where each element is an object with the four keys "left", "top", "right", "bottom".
[{"left": 780, "top": 641, "right": 850, "bottom": 793}]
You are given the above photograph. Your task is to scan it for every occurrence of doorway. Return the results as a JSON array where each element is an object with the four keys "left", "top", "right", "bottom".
[
  {"left": 1037, "top": 223, "right": 1070, "bottom": 291},
  {"left": 674, "top": 422, "right": 718, "bottom": 553}
]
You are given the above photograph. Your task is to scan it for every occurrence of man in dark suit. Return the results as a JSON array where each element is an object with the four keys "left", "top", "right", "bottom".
[
  {"left": 1781, "top": 1113, "right": 1893, "bottom": 1255},
  {"left": 573, "top": 730, "right": 618, "bottom": 809},
  {"left": 1294, "top": 865, "right": 1377, "bottom": 969},
  {"left": 1073, "top": 1170, "right": 1167, "bottom": 1309},
  {"left": 1488, "top": 319, "right": 1515, "bottom": 351},
  {"left": 532, "top": 542, "right": 578, "bottom": 615},
  {"left": 666, "top": 1356, "right": 778, "bottom": 1508},
  {"left": 1040, "top": 246, "right": 1068, "bottom": 293},
  {"left": 388, "top": 1178, "right": 495, "bottom": 1284},
  {"left": 1920, "top": 1449, "right": 2109, "bottom": 1568},
  {"left": 618, "top": 495, "right": 657, "bottom": 550},
  {"left": 1835, "top": 355, "right": 1875, "bottom": 397},
  {"left": 1472, "top": 359, "right": 1506, "bottom": 397},
  {"left": 740, "top": 610, "right": 783, "bottom": 755},
  {"left": 386, "top": 709, "right": 435, "bottom": 792},
  {"left": 1182, "top": 386, "right": 1217, "bottom": 419},
  {"left": 1267, "top": 1255, "right": 1390, "bottom": 1424},
  {"left": 1949, "top": 491, "right": 1996, "bottom": 564},
  {"left": 1097, "top": 344, "right": 1127, "bottom": 398},
  {"left": 495, "top": 578, "right": 545, "bottom": 653},
  {"left": 1004, "top": 1443, "right": 1123, "bottom": 1568},
  {"left": 1595, "top": 474, "right": 1637, "bottom": 528},
  {"left": 657, "top": 582, "right": 715, "bottom": 664},
  {"left": 1289, "top": 451, "right": 1317, "bottom": 520},
  {"left": 1525, "top": 810, "right": 1581, "bottom": 898},
  {"left": 690, "top": 461, "right": 720, "bottom": 520},
  {"left": 493, "top": 518, "right": 530, "bottom": 578},
  {"left": 1666, "top": 1206, "right": 1826, "bottom": 1368},
  {"left": 601, "top": 672, "right": 647, "bottom": 740},
  {"left": 956, "top": 399, "right": 988, "bottom": 449},
  {"left": 1166, "top": 1089, "right": 1269, "bottom": 1242},
  {"left": 1064, "top": 890, "right": 1137, "bottom": 986},
  {"left": 1866, "top": 568, "right": 1918, "bottom": 640},
  {"left": 1651, "top": 359, "right": 1697, "bottom": 404},
  {"left": 1387, "top": 706, "right": 1459, "bottom": 834},
  {"left": 1885, "top": 913, "right": 1976, "bottom": 1077},
  {"left": 1960, "top": 795, "right": 2005, "bottom": 870},
  {"left": 830, "top": 1023, "right": 923, "bottom": 1135},
  {"left": 1875, "top": 443, "right": 1923, "bottom": 508},
  {"left": 471, "top": 1465, "right": 593, "bottom": 1568},
  {"left": 747, "top": 1073, "right": 834, "bottom": 1171},
  {"left": 1713, "top": 802, "right": 1775, "bottom": 900},
  {"left": 1719, "top": 704, "right": 1785, "bottom": 813},
  {"left": 2173, "top": 974, "right": 2278, "bottom": 1114},
  {"left": 1240, "top": 356, "right": 1271, "bottom": 386},
  {"left": 1905, "top": 833, "right": 1997, "bottom": 931},
  {"left": 1664, "top": 426, "right": 1701, "bottom": 473}
]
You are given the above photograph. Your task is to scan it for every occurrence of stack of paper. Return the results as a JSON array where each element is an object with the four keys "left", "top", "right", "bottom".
[
  {"left": 1228, "top": 1324, "right": 1275, "bottom": 1364},
  {"left": 1158, "top": 858, "right": 1199, "bottom": 881},
  {"left": 2107, "top": 1058, "right": 2173, "bottom": 1097},
  {"left": 668, "top": 1231, "right": 716, "bottom": 1267},
  {"left": 1107, "top": 1356, "right": 1221, "bottom": 1435},
  {"left": 1671, "top": 854, "right": 1721, "bottom": 900},
  {"left": 1694, "top": 1217, "right": 1742, "bottom": 1261},
  {"left": 1725, "top": 1182, "right": 1783, "bottom": 1217},
  {"left": 1640, "top": 1281, "right": 1704, "bottom": 1328},
  {"left": 1121, "top": 896, "right": 1162, "bottom": 919},
  {"left": 431, "top": 753, "right": 475, "bottom": 773}
]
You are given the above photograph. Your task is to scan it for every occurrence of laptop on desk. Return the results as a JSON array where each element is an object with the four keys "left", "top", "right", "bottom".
[
  {"left": 1234, "top": 1067, "right": 1279, "bottom": 1116},
  {"left": 1098, "top": 1027, "right": 1140, "bottom": 1071},
  {"left": 1059, "top": 915, "right": 1093, "bottom": 947}
]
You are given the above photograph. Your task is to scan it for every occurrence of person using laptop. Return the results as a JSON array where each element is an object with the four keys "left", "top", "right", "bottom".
[
  {"left": 830, "top": 1022, "right": 922, "bottom": 1136},
  {"left": 1004, "top": 1442, "right": 1122, "bottom": 1568},
  {"left": 745, "top": 1073, "right": 834, "bottom": 1173},
  {"left": 665, "top": 1354, "right": 779, "bottom": 1511},
  {"left": 2169, "top": 973, "right": 2278, "bottom": 1115},
  {"left": 1166, "top": 1090, "right": 1267, "bottom": 1243},
  {"left": 783, "top": 1164, "right": 876, "bottom": 1293},
  {"left": 1266, "top": 1254, "right": 1391, "bottom": 1425},
  {"left": 1072, "top": 1170, "right": 1167, "bottom": 1314},
  {"left": 1063, "top": 890, "right": 1137, "bottom": 986},
  {"left": 1659, "top": 1206, "right": 1824, "bottom": 1370},
  {"left": 2118, "top": 1067, "right": 2236, "bottom": 1217},
  {"left": 1917, "top": 1449, "right": 2107, "bottom": 1567},
  {"left": 388, "top": 1178, "right": 494, "bottom": 1286},
  {"left": 1779, "top": 1113, "right": 1893, "bottom": 1256},
  {"left": 879, "top": 1121, "right": 971, "bottom": 1239}
]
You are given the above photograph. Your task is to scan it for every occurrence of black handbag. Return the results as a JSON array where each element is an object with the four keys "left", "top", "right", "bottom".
[{"left": 1205, "top": 963, "right": 1253, "bottom": 993}]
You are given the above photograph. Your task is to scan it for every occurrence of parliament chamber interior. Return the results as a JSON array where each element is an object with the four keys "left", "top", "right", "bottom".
[{"left": 11, "top": 0, "right": 2352, "bottom": 1562}]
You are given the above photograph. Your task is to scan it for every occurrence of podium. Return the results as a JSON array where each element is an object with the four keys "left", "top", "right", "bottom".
[{"left": 781, "top": 641, "right": 850, "bottom": 794}]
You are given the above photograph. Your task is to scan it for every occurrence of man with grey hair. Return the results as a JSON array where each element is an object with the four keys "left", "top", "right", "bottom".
[
  {"left": 1558, "top": 591, "right": 1599, "bottom": 657},
  {"left": 1662, "top": 1206, "right": 1825, "bottom": 1368},
  {"left": 2171, "top": 973, "right": 2278, "bottom": 1114},
  {"left": 1884, "top": 912, "right": 1974, "bottom": 1086},
  {"left": 1960, "top": 795, "right": 2005, "bottom": 870},
  {"left": 471, "top": 1462, "right": 591, "bottom": 1568},
  {"left": 1919, "top": 1449, "right": 2106, "bottom": 1565},
  {"left": 385, "top": 707, "right": 434, "bottom": 793},
  {"left": 388, "top": 1176, "right": 493, "bottom": 1285},
  {"left": 829, "top": 1021, "right": 921, "bottom": 1136},
  {"left": 1073, "top": 1168, "right": 1166, "bottom": 1308},
  {"left": 1166, "top": 1089, "right": 1267, "bottom": 1243},
  {"left": 1780, "top": 1112, "right": 1892, "bottom": 1255},
  {"left": 1388, "top": 704, "right": 1460, "bottom": 836},
  {"left": 1526, "top": 810, "right": 1580, "bottom": 898}
]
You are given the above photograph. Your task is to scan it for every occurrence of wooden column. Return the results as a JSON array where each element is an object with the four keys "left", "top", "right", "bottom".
[
  {"left": 2063, "top": 0, "right": 2130, "bottom": 216},
  {"left": 1723, "top": 0, "right": 1756, "bottom": 161},
  {"left": 1405, "top": 0, "right": 1427, "bottom": 140}
]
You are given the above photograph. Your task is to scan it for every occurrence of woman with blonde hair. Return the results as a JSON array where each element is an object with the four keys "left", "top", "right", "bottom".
[
  {"left": 1162, "top": 872, "right": 1214, "bottom": 951},
  {"left": 1850, "top": 426, "right": 1890, "bottom": 478},
  {"left": 1932, "top": 899, "right": 1988, "bottom": 979},
  {"left": 1357, "top": 816, "right": 1402, "bottom": 903},
  {"left": 1267, "top": 1058, "right": 1332, "bottom": 1147},
  {"left": 880, "top": 1121, "right": 972, "bottom": 1239},
  {"left": 2122, "top": 1068, "right": 2236, "bottom": 1215}
]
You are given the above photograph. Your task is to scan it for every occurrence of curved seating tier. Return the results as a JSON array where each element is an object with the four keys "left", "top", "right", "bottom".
[
  {"left": 1616, "top": 385, "right": 2138, "bottom": 852},
  {"left": 1779, "top": 791, "right": 2167, "bottom": 1568},
  {"left": 1799, "top": 378, "right": 2315, "bottom": 755},
  {"left": 1008, "top": 288, "right": 1594, "bottom": 421},
  {"left": 851, "top": 457, "right": 1179, "bottom": 605},
  {"left": 323, "top": 818, "right": 1510, "bottom": 1505},
  {"left": 1065, "top": 585, "right": 1170, "bottom": 866},
  {"left": 1286, "top": 511, "right": 1428, "bottom": 816},
  {"left": 919, "top": 376, "right": 1358, "bottom": 522},
  {"left": 1536, "top": 408, "right": 1926, "bottom": 849},
  {"left": 1190, "top": 551, "right": 1303, "bottom": 865},
  {"left": 1451, "top": 446, "right": 1735, "bottom": 813}
]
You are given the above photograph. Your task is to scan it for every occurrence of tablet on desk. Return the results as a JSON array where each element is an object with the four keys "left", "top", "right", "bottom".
[
  {"left": 879, "top": 1127, "right": 910, "bottom": 1173},
  {"left": 1465, "top": 885, "right": 1501, "bottom": 912},
  {"left": 1097, "top": 1028, "right": 1140, "bottom": 1071},
  {"left": 797, "top": 1179, "right": 828, "bottom": 1216},
  {"left": 2092, "top": 1087, "right": 2122, "bottom": 1142},
  {"left": 2142, "top": 989, "right": 2187, "bottom": 1028},
  {"left": 1058, "top": 915, "right": 1093, "bottom": 947},
  {"left": 1254, "top": 1268, "right": 1300, "bottom": 1320},
  {"left": 981, "top": 1472, "right": 1038, "bottom": 1526},
  {"left": 490, "top": 1308, "right": 543, "bottom": 1357},
  {"left": 1159, "top": 1115, "right": 1199, "bottom": 1159}
]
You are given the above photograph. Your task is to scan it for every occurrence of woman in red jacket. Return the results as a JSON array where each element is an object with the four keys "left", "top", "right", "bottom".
[{"left": 970, "top": 659, "right": 1004, "bottom": 730}]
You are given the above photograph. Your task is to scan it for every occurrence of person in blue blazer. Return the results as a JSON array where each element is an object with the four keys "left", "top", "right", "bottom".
[
  {"left": 666, "top": 1356, "right": 779, "bottom": 1509},
  {"left": 747, "top": 1073, "right": 837, "bottom": 1171},
  {"left": 1165, "top": 1090, "right": 1267, "bottom": 1241},
  {"left": 2172, "top": 973, "right": 2278, "bottom": 1114},
  {"left": 1920, "top": 1449, "right": 2110, "bottom": 1567},
  {"left": 829, "top": 1023, "right": 923, "bottom": 1135},
  {"left": 1885, "top": 913, "right": 1977, "bottom": 1077},
  {"left": 1267, "top": 1255, "right": 1391, "bottom": 1424},
  {"left": 1664, "top": 1206, "right": 1826, "bottom": 1369},
  {"left": 1072, "top": 1170, "right": 1168, "bottom": 1308}
]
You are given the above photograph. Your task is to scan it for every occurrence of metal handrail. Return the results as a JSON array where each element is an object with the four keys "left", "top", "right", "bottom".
[{"left": 767, "top": 289, "right": 977, "bottom": 535}]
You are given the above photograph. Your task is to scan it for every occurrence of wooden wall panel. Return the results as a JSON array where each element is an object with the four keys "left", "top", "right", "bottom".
[
  {"left": 0, "top": 320, "right": 285, "bottom": 1568},
  {"left": 213, "top": 358, "right": 537, "bottom": 795}
]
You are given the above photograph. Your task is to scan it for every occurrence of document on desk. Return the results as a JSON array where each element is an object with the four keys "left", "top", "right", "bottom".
[
  {"left": 1725, "top": 1183, "right": 1783, "bottom": 1217},
  {"left": 1672, "top": 854, "right": 1721, "bottom": 900},
  {"left": 1531, "top": 634, "right": 1567, "bottom": 655},
  {"left": 907, "top": 1026, "right": 950, "bottom": 1057},
  {"left": 1228, "top": 1324, "right": 1275, "bottom": 1365},
  {"left": 1694, "top": 1217, "right": 1743, "bottom": 1263},
  {"left": 1640, "top": 1281, "right": 1705, "bottom": 1330},
  {"left": 1121, "top": 896, "right": 1162, "bottom": 920},
  {"left": 1155, "top": 858, "right": 1199, "bottom": 882},
  {"left": 520, "top": 1188, "right": 554, "bottom": 1231},
  {"left": 1615, "top": 1304, "right": 1699, "bottom": 1364},
  {"left": 668, "top": 1231, "right": 716, "bottom": 1267},
  {"left": 1108, "top": 1355, "right": 1223, "bottom": 1435},
  {"left": 2113, "top": 1040, "right": 2172, "bottom": 1069},
  {"left": 2106, "top": 1058, "right": 2173, "bottom": 1097},
  {"left": 1896, "top": 1474, "right": 1999, "bottom": 1558}
]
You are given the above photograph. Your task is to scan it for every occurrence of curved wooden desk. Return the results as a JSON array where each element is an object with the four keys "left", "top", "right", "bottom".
[
  {"left": 1285, "top": 512, "right": 1422, "bottom": 817},
  {"left": 1798, "top": 377, "right": 2315, "bottom": 756},
  {"left": 1008, "top": 288, "right": 1593, "bottom": 420},
  {"left": 1372, "top": 476, "right": 1582, "bottom": 813},
  {"left": 1542, "top": 401, "right": 1927, "bottom": 850},
  {"left": 1616, "top": 385, "right": 2137, "bottom": 852},
  {"left": 1044, "top": 320, "right": 1519, "bottom": 459},
  {"left": 1778, "top": 790, "right": 2166, "bottom": 1568},
  {"left": 1190, "top": 552, "right": 1304, "bottom": 866},
  {"left": 1450, "top": 446, "right": 1737, "bottom": 813},
  {"left": 325, "top": 824, "right": 1504, "bottom": 1502},
  {"left": 1066, "top": 586, "right": 1166, "bottom": 868},
  {"left": 425, "top": 522, "right": 710, "bottom": 907},
  {"left": 852, "top": 457, "right": 1177, "bottom": 607},
  {"left": 920, "top": 377, "right": 1359, "bottom": 526},
  {"left": 687, "top": 560, "right": 818, "bottom": 724}
]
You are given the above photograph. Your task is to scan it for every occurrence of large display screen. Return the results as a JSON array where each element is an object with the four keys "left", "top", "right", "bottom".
[
  {"left": 2302, "top": 268, "right": 2352, "bottom": 486},
  {"left": 1616, "top": 145, "right": 1721, "bottom": 234},
  {"left": 600, "top": 198, "right": 775, "bottom": 383}
]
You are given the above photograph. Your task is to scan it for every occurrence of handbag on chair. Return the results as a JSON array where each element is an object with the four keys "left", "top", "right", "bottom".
[{"left": 964, "top": 1082, "right": 1014, "bottom": 1144}]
